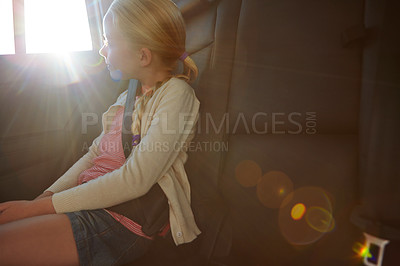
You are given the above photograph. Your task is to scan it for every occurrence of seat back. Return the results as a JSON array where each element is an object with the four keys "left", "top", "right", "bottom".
[{"left": 219, "top": 0, "right": 364, "bottom": 264}]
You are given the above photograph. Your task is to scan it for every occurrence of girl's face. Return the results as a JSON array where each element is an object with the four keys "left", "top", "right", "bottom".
[{"left": 99, "top": 13, "right": 140, "bottom": 80}]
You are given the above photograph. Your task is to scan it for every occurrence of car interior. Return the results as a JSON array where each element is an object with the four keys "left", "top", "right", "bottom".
[{"left": 0, "top": 0, "right": 399, "bottom": 265}]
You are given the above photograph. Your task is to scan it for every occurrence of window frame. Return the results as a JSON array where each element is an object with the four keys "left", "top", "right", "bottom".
[{"left": 0, "top": 0, "right": 104, "bottom": 86}]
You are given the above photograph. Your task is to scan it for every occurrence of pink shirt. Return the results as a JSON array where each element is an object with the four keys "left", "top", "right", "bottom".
[
  {"left": 77, "top": 106, "right": 169, "bottom": 239},
  {"left": 78, "top": 106, "right": 126, "bottom": 185}
]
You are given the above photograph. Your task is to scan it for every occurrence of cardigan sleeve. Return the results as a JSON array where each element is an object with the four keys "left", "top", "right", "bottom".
[
  {"left": 50, "top": 83, "right": 200, "bottom": 213},
  {"left": 43, "top": 130, "right": 104, "bottom": 194}
]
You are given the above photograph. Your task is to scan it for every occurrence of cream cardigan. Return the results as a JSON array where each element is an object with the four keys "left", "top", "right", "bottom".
[{"left": 44, "top": 77, "right": 201, "bottom": 245}]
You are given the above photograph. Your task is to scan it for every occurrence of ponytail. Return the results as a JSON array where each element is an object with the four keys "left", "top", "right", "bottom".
[
  {"left": 130, "top": 53, "right": 198, "bottom": 140},
  {"left": 174, "top": 54, "right": 199, "bottom": 83}
]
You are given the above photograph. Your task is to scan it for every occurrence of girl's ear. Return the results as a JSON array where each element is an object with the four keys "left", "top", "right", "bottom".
[{"left": 139, "top": 48, "right": 152, "bottom": 67}]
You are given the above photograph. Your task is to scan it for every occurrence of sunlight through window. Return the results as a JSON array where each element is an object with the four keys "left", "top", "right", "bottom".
[
  {"left": 0, "top": 0, "right": 15, "bottom": 55},
  {"left": 25, "top": 0, "right": 93, "bottom": 54}
]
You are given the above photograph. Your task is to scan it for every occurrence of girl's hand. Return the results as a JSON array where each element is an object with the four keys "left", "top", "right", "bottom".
[{"left": 0, "top": 197, "right": 56, "bottom": 225}]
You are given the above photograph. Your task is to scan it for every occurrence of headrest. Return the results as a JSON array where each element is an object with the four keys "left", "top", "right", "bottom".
[
  {"left": 100, "top": 0, "right": 217, "bottom": 20},
  {"left": 174, "top": 0, "right": 217, "bottom": 18}
]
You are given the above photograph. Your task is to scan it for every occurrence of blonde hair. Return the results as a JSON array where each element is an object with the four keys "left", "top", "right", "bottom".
[{"left": 107, "top": 0, "right": 198, "bottom": 143}]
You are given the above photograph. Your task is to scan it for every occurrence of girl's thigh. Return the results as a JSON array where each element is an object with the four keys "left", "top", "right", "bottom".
[{"left": 0, "top": 213, "right": 79, "bottom": 266}]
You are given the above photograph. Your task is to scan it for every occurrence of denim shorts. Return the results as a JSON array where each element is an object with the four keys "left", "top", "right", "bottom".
[{"left": 65, "top": 209, "right": 153, "bottom": 266}]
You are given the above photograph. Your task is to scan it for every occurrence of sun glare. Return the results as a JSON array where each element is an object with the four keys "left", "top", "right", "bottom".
[
  {"left": 25, "top": 0, "right": 93, "bottom": 54},
  {"left": 0, "top": 0, "right": 15, "bottom": 55}
]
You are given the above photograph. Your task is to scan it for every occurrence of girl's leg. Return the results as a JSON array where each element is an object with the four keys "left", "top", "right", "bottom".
[{"left": 0, "top": 213, "right": 79, "bottom": 266}]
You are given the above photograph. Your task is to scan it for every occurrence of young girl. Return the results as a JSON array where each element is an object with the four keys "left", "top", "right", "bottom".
[{"left": 0, "top": 0, "right": 201, "bottom": 265}]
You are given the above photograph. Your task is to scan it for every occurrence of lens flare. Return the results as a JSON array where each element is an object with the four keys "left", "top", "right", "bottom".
[
  {"left": 305, "top": 206, "right": 335, "bottom": 233},
  {"left": 256, "top": 171, "right": 293, "bottom": 208},
  {"left": 278, "top": 186, "right": 335, "bottom": 245},
  {"left": 235, "top": 160, "right": 262, "bottom": 187},
  {"left": 86, "top": 56, "right": 104, "bottom": 68},
  {"left": 291, "top": 203, "right": 306, "bottom": 220},
  {"left": 353, "top": 242, "right": 372, "bottom": 259}
]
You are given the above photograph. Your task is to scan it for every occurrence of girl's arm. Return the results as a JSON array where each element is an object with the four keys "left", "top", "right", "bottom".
[
  {"left": 34, "top": 190, "right": 54, "bottom": 200},
  {"left": 50, "top": 83, "right": 200, "bottom": 213},
  {"left": 41, "top": 131, "right": 104, "bottom": 194},
  {"left": 0, "top": 196, "right": 56, "bottom": 225},
  {"left": 1, "top": 129, "right": 105, "bottom": 224}
]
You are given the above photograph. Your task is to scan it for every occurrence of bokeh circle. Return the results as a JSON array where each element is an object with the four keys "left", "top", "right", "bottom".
[
  {"left": 256, "top": 170, "right": 293, "bottom": 208},
  {"left": 235, "top": 160, "right": 262, "bottom": 187},
  {"left": 278, "top": 186, "right": 335, "bottom": 245}
]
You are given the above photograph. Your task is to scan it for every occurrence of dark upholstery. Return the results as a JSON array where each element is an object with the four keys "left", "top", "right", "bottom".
[
  {"left": 219, "top": 0, "right": 364, "bottom": 265},
  {"left": 350, "top": 0, "right": 400, "bottom": 264}
]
